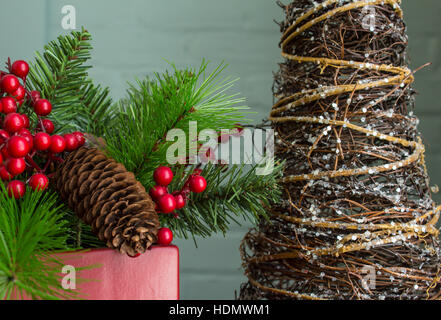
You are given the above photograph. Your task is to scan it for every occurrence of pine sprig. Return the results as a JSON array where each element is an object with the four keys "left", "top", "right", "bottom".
[
  {"left": 1, "top": 28, "right": 282, "bottom": 300},
  {"left": 0, "top": 185, "right": 79, "bottom": 300},
  {"left": 104, "top": 61, "right": 250, "bottom": 185},
  {"left": 27, "top": 28, "right": 113, "bottom": 134},
  {"left": 161, "top": 162, "right": 283, "bottom": 240},
  {"left": 102, "top": 61, "right": 282, "bottom": 239}
]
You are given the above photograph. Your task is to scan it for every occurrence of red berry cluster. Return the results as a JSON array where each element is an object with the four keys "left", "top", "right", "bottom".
[
  {"left": 149, "top": 166, "right": 207, "bottom": 216},
  {"left": 0, "top": 58, "right": 85, "bottom": 199},
  {"left": 145, "top": 166, "right": 207, "bottom": 248}
]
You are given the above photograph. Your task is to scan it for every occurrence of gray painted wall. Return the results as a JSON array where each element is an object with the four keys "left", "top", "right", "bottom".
[{"left": 1, "top": 0, "right": 440, "bottom": 299}]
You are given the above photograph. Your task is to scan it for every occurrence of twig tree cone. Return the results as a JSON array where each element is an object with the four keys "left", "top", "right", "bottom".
[
  {"left": 53, "top": 146, "right": 160, "bottom": 256},
  {"left": 240, "top": 0, "right": 441, "bottom": 300}
]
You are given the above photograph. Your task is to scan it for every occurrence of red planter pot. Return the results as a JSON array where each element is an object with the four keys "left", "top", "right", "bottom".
[
  {"left": 5, "top": 245, "right": 180, "bottom": 300},
  {"left": 58, "top": 245, "right": 180, "bottom": 300}
]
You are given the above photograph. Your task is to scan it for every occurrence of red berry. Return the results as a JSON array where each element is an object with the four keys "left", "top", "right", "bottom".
[
  {"left": 49, "top": 135, "right": 65, "bottom": 154},
  {"left": 0, "top": 152, "right": 2, "bottom": 165},
  {"left": 1, "top": 146, "right": 9, "bottom": 158},
  {"left": 0, "top": 129, "right": 10, "bottom": 144},
  {"left": 72, "top": 131, "right": 85, "bottom": 147},
  {"left": 0, "top": 97, "right": 17, "bottom": 114},
  {"left": 33, "top": 132, "right": 51, "bottom": 151},
  {"left": 3, "top": 113, "right": 24, "bottom": 133},
  {"left": 6, "top": 157, "right": 26, "bottom": 176},
  {"left": 157, "top": 228, "right": 173, "bottom": 245},
  {"left": 157, "top": 194, "right": 176, "bottom": 214},
  {"left": 63, "top": 133, "right": 79, "bottom": 152},
  {"left": 20, "top": 114, "right": 30, "bottom": 128},
  {"left": 153, "top": 166, "right": 174, "bottom": 186},
  {"left": 1, "top": 74, "right": 20, "bottom": 94},
  {"left": 18, "top": 128, "right": 31, "bottom": 136},
  {"left": 128, "top": 253, "right": 141, "bottom": 258},
  {"left": 174, "top": 193, "right": 186, "bottom": 209},
  {"left": 11, "top": 85, "right": 25, "bottom": 101},
  {"left": 40, "top": 119, "right": 54, "bottom": 134},
  {"left": 7, "top": 136, "right": 29, "bottom": 158},
  {"left": 20, "top": 133, "right": 33, "bottom": 151},
  {"left": 11, "top": 60, "right": 29, "bottom": 79},
  {"left": 29, "top": 174, "right": 49, "bottom": 191},
  {"left": 189, "top": 175, "right": 207, "bottom": 193},
  {"left": 7, "top": 180, "right": 26, "bottom": 199},
  {"left": 149, "top": 185, "right": 168, "bottom": 201},
  {"left": 33, "top": 99, "right": 52, "bottom": 116},
  {"left": 30, "top": 90, "right": 41, "bottom": 102},
  {"left": 0, "top": 165, "right": 13, "bottom": 181}
]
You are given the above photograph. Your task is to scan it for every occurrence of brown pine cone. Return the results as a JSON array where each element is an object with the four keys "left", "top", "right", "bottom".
[{"left": 53, "top": 146, "right": 160, "bottom": 256}]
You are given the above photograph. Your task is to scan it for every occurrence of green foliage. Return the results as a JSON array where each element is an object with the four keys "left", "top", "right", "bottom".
[
  {"left": 104, "top": 61, "right": 250, "bottom": 185},
  {"left": 0, "top": 185, "right": 77, "bottom": 300},
  {"left": 162, "top": 162, "right": 284, "bottom": 240},
  {"left": 27, "top": 27, "right": 113, "bottom": 135},
  {"left": 17, "top": 28, "right": 283, "bottom": 244},
  {"left": 102, "top": 60, "right": 282, "bottom": 239},
  {"left": 62, "top": 208, "right": 108, "bottom": 249},
  {"left": 1, "top": 27, "right": 283, "bottom": 300}
]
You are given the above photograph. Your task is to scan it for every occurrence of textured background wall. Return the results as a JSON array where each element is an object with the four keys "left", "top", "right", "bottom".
[{"left": 1, "top": 0, "right": 440, "bottom": 299}]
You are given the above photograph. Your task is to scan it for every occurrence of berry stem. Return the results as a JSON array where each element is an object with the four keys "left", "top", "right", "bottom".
[
  {"left": 25, "top": 155, "right": 43, "bottom": 173},
  {"left": 37, "top": 116, "right": 46, "bottom": 134},
  {"left": 43, "top": 153, "right": 63, "bottom": 172},
  {"left": 6, "top": 57, "right": 11, "bottom": 73},
  {"left": 25, "top": 88, "right": 36, "bottom": 106},
  {"left": 46, "top": 172, "right": 55, "bottom": 179},
  {"left": 50, "top": 155, "right": 64, "bottom": 163},
  {"left": 43, "top": 157, "right": 52, "bottom": 172},
  {"left": 49, "top": 153, "right": 64, "bottom": 163}
]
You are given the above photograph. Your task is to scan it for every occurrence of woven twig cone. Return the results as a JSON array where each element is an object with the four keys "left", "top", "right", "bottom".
[
  {"left": 53, "top": 146, "right": 159, "bottom": 256},
  {"left": 240, "top": 0, "right": 441, "bottom": 300}
]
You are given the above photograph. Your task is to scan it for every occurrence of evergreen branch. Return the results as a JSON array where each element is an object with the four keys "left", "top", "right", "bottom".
[
  {"left": 23, "top": 29, "right": 278, "bottom": 245},
  {"left": 62, "top": 207, "right": 108, "bottom": 249},
  {"left": 160, "top": 162, "right": 284, "bottom": 240},
  {"left": 102, "top": 60, "right": 282, "bottom": 239},
  {"left": 104, "top": 61, "right": 251, "bottom": 185},
  {"left": 77, "top": 82, "right": 114, "bottom": 135},
  {"left": 27, "top": 27, "right": 113, "bottom": 134},
  {"left": 0, "top": 185, "right": 80, "bottom": 300}
]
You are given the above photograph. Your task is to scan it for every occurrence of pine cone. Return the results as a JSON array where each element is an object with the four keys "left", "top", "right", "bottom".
[{"left": 53, "top": 146, "right": 160, "bottom": 256}]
